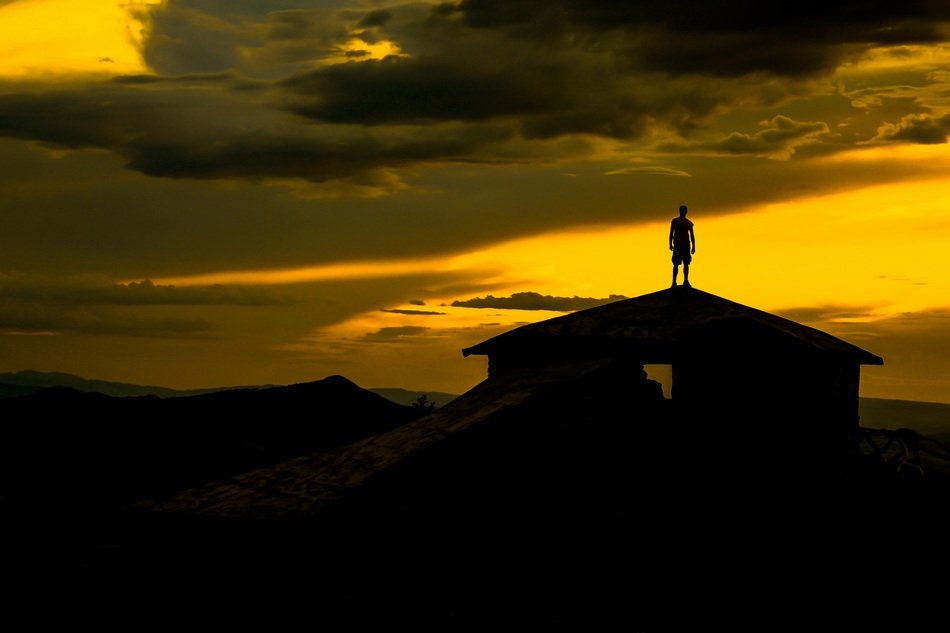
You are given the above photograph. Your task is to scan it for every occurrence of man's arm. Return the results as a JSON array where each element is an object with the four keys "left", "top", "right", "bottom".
[
  {"left": 669, "top": 222, "right": 675, "bottom": 250},
  {"left": 689, "top": 227, "right": 696, "bottom": 253}
]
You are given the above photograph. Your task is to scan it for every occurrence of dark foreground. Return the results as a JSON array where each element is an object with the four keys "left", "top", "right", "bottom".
[
  {"left": 6, "top": 433, "right": 950, "bottom": 631},
  {"left": 3, "top": 380, "right": 950, "bottom": 630}
]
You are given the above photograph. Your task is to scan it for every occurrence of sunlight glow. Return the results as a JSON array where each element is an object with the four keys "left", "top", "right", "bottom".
[
  {"left": 311, "top": 172, "right": 950, "bottom": 355},
  {"left": 155, "top": 163, "right": 950, "bottom": 329},
  {"left": 150, "top": 255, "right": 467, "bottom": 287},
  {"left": 148, "top": 148, "right": 950, "bottom": 394},
  {"left": 319, "top": 37, "right": 406, "bottom": 67},
  {"left": 0, "top": 0, "right": 160, "bottom": 77},
  {"left": 841, "top": 42, "right": 950, "bottom": 73}
]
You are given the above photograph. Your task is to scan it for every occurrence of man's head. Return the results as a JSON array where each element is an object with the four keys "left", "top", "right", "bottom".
[{"left": 679, "top": 205, "right": 688, "bottom": 216}]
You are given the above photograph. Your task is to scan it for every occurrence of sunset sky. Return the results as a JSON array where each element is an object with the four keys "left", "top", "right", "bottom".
[{"left": 2, "top": 1, "right": 950, "bottom": 403}]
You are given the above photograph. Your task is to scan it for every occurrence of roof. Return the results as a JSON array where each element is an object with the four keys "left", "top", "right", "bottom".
[{"left": 462, "top": 286, "right": 884, "bottom": 366}]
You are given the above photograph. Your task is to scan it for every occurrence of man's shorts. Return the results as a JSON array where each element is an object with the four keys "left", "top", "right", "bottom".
[{"left": 672, "top": 241, "right": 692, "bottom": 265}]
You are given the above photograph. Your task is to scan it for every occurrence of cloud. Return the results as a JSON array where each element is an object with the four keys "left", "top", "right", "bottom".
[
  {"left": 380, "top": 308, "right": 446, "bottom": 316},
  {"left": 451, "top": 1, "right": 950, "bottom": 77},
  {"left": 0, "top": 78, "right": 527, "bottom": 187},
  {"left": 753, "top": 302, "right": 950, "bottom": 403},
  {"left": 140, "top": 4, "right": 252, "bottom": 75},
  {"left": 0, "top": 273, "right": 284, "bottom": 306},
  {"left": 275, "top": 9, "right": 740, "bottom": 141},
  {"left": 0, "top": 272, "right": 289, "bottom": 339},
  {"left": 605, "top": 166, "right": 692, "bottom": 177},
  {"left": 818, "top": 308, "right": 950, "bottom": 403},
  {"left": 359, "top": 325, "right": 431, "bottom": 341},
  {"left": 0, "top": 302, "right": 214, "bottom": 338},
  {"left": 280, "top": 54, "right": 570, "bottom": 125},
  {"left": 773, "top": 303, "right": 882, "bottom": 324},
  {"left": 660, "top": 116, "right": 829, "bottom": 157},
  {"left": 0, "top": 1, "right": 944, "bottom": 194},
  {"left": 135, "top": 1, "right": 355, "bottom": 76},
  {"left": 875, "top": 114, "right": 950, "bottom": 144},
  {"left": 452, "top": 291, "right": 628, "bottom": 312}
]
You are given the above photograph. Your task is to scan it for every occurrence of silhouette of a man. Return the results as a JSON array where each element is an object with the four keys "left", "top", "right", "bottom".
[{"left": 669, "top": 204, "right": 696, "bottom": 288}]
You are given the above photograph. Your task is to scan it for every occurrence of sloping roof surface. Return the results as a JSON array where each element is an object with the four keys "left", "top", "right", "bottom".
[
  {"left": 462, "top": 287, "right": 883, "bottom": 365},
  {"left": 136, "top": 358, "right": 615, "bottom": 520}
]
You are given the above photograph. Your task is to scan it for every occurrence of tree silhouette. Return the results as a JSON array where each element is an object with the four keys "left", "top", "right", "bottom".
[{"left": 411, "top": 394, "right": 437, "bottom": 413}]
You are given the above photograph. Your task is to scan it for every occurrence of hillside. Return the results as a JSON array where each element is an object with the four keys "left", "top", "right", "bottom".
[
  {"left": 4, "top": 370, "right": 948, "bottom": 439},
  {"left": 367, "top": 386, "right": 459, "bottom": 408},
  {"left": 0, "top": 375, "right": 423, "bottom": 512},
  {"left": 859, "top": 396, "right": 950, "bottom": 444},
  {"left": 0, "top": 370, "right": 258, "bottom": 398},
  {"left": 0, "top": 370, "right": 459, "bottom": 409},
  {"left": 2, "top": 368, "right": 948, "bottom": 628}
]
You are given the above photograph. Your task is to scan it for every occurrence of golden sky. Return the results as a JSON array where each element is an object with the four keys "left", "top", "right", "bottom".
[
  {"left": 3, "top": 1, "right": 950, "bottom": 403},
  {"left": 0, "top": 0, "right": 157, "bottom": 76}
]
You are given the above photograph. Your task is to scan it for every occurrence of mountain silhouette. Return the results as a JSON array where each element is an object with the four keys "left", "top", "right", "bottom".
[
  {"left": 0, "top": 369, "right": 461, "bottom": 410},
  {"left": 0, "top": 375, "right": 423, "bottom": 515},
  {"left": 365, "top": 386, "right": 458, "bottom": 408},
  {"left": 0, "top": 369, "right": 270, "bottom": 398}
]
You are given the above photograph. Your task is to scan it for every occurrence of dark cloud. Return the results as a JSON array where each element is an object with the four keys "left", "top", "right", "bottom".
[
  {"left": 0, "top": 273, "right": 283, "bottom": 306},
  {"left": 141, "top": 5, "right": 251, "bottom": 75},
  {"left": 409, "top": 299, "right": 426, "bottom": 306},
  {"left": 452, "top": 292, "right": 628, "bottom": 312},
  {"left": 281, "top": 55, "right": 568, "bottom": 125},
  {"left": 360, "top": 325, "right": 431, "bottom": 341},
  {"left": 773, "top": 304, "right": 882, "bottom": 324},
  {"left": 0, "top": 268, "right": 501, "bottom": 347},
  {"left": 453, "top": 0, "right": 950, "bottom": 77},
  {"left": 358, "top": 9, "right": 393, "bottom": 28},
  {"left": 156, "top": 0, "right": 326, "bottom": 15},
  {"left": 137, "top": 2, "right": 421, "bottom": 80},
  {"left": 876, "top": 114, "right": 950, "bottom": 144},
  {"left": 0, "top": 0, "right": 943, "bottom": 194},
  {"left": 380, "top": 308, "right": 446, "bottom": 316},
  {"left": 0, "top": 272, "right": 291, "bottom": 339},
  {"left": 136, "top": 1, "right": 356, "bottom": 75},
  {"left": 660, "top": 116, "right": 829, "bottom": 156},
  {"left": 786, "top": 92, "right": 933, "bottom": 158},
  {"left": 277, "top": 7, "right": 735, "bottom": 140},
  {"left": 0, "top": 301, "right": 214, "bottom": 338},
  {"left": 0, "top": 80, "right": 516, "bottom": 185}
]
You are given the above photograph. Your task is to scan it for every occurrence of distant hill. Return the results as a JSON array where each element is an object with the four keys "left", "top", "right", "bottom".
[
  {"left": 0, "top": 371, "right": 462, "bottom": 408},
  {"left": 859, "top": 397, "right": 950, "bottom": 445},
  {"left": 0, "top": 375, "right": 424, "bottom": 511},
  {"left": 0, "top": 382, "right": 38, "bottom": 399},
  {"left": 4, "top": 370, "right": 947, "bottom": 439},
  {"left": 368, "top": 387, "right": 459, "bottom": 408},
  {"left": 0, "top": 370, "right": 262, "bottom": 398}
]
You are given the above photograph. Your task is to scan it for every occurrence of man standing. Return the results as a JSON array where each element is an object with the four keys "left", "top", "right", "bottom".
[{"left": 669, "top": 204, "right": 696, "bottom": 288}]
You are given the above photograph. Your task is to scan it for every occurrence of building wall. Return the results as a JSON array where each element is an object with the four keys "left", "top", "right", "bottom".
[{"left": 671, "top": 355, "right": 861, "bottom": 455}]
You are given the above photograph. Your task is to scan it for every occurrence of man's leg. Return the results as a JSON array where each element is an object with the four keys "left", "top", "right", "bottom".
[
  {"left": 683, "top": 263, "right": 689, "bottom": 286},
  {"left": 672, "top": 264, "right": 679, "bottom": 287}
]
